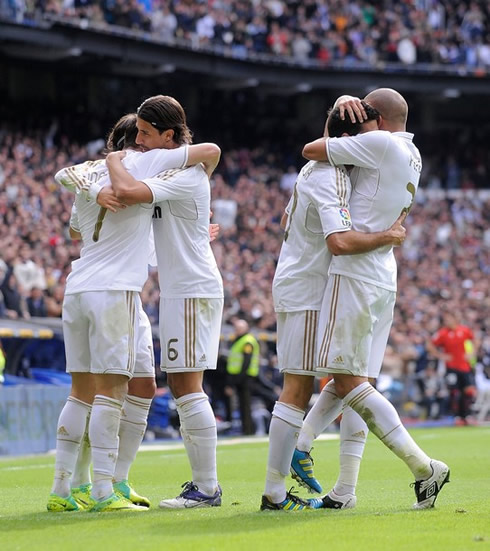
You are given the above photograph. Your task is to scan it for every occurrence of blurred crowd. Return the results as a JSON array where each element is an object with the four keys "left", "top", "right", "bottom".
[
  {"left": 0, "top": 124, "right": 489, "bottom": 422},
  {"left": 2, "top": 0, "right": 490, "bottom": 69}
]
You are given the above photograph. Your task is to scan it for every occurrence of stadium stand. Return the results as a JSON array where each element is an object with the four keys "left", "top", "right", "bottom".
[{"left": 2, "top": 0, "right": 489, "bottom": 71}]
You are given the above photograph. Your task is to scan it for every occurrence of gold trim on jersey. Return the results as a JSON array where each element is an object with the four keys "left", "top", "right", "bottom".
[
  {"left": 185, "top": 298, "right": 197, "bottom": 368},
  {"left": 318, "top": 275, "right": 341, "bottom": 368},
  {"left": 64, "top": 166, "right": 85, "bottom": 192},
  {"left": 335, "top": 167, "right": 349, "bottom": 208},
  {"left": 154, "top": 168, "right": 184, "bottom": 181},
  {"left": 125, "top": 291, "right": 136, "bottom": 375},
  {"left": 92, "top": 207, "right": 107, "bottom": 242},
  {"left": 302, "top": 310, "right": 318, "bottom": 371}
]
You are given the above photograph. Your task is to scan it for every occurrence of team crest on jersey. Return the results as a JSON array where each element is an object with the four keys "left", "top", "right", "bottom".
[{"left": 339, "top": 207, "right": 351, "bottom": 227}]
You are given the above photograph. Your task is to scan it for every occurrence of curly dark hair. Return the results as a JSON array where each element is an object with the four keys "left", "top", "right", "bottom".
[{"left": 326, "top": 101, "right": 380, "bottom": 138}]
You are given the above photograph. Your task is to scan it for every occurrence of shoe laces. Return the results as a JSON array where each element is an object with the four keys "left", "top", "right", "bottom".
[
  {"left": 285, "top": 487, "right": 308, "bottom": 506},
  {"left": 180, "top": 481, "right": 199, "bottom": 496}
]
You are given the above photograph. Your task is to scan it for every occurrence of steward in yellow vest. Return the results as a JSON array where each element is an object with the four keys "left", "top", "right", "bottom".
[{"left": 226, "top": 319, "right": 260, "bottom": 435}]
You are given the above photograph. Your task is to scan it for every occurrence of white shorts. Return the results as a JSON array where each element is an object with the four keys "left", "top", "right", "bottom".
[
  {"left": 159, "top": 297, "right": 223, "bottom": 373},
  {"left": 317, "top": 275, "right": 395, "bottom": 378},
  {"left": 63, "top": 290, "right": 140, "bottom": 378},
  {"left": 276, "top": 310, "right": 319, "bottom": 375},
  {"left": 133, "top": 306, "right": 156, "bottom": 379}
]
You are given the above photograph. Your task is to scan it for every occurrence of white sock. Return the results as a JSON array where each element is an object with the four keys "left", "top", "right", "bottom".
[
  {"left": 297, "top": 379, "right": 342, "bottom": 452},
  {"left": 176, "top": 392, "right": 218, "bottom": 496},
  {"left": 71, "top": 410, "right": 92, "bottom": 488},
  {"left": 264, "top": 401, "right": 304, "bottom": 503},
  {"left": 345, "top": 382, "right": 432, "bottom": 479},
  {"left": 51, "top": 397, "right": 91, "bottom": 497},
  {"left": 114, "top": 395, "right": 152, "bottom": 482},
  {"left": 333, "top": 405, "right": 368, "bottom": 496},
  {"left": 89, "top": 395, "right": 123, "bottom": 501}
]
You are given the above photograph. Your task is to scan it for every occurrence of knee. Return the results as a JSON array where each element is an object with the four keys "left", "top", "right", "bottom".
[
  {"left": 280, "top": 375, "right": 314, "bottom": 409},
  {"left": 167, "top": 376, "right": 188, "bottom": 399},
  {"left": 167, "top": 373, "right": 203, "bottom": 399},
  {"left": 128, "top": 377, "right": 157, "bottom": 399},
  {"left": 333, "top": 376, "right": 367, "bottom": 399}
]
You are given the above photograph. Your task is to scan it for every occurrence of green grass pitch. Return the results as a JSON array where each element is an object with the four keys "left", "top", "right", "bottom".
[{"left": 1, "top": 426, "right": 489, "bottom": 551}]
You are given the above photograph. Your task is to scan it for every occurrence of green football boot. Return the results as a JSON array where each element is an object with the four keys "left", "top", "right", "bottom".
[
  {"left": 46, "top": 493, "right": 80, "bottom": 512},
  {"left": 71, "top": 483, "right": 97, "bottom": 510},
  {"left": 113, "top": 480, "right": 150, "bottom": 508},
  {"left": 89, "top": 493, "right": 147, "bottom": 512}
]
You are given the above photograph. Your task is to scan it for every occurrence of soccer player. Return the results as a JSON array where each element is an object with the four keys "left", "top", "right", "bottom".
[
  {"left": 47, "top": 112, "right": 220, "bottom": 512},
  {"left": 261, "top": 103, "right": 407, "bottom": 511},
  {"left": 298, "top": 88, "right": 449, "bottom": 511},
  {"left": 105, "top": 95, "right": 223, "bottom": 509},
  {"left": 426, "top": 309, "right": 476, "bottom": 423}
]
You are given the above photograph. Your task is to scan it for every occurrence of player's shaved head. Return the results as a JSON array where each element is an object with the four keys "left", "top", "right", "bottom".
[{"left": 364, "top": 88, "right": 408, "bottom": 128}]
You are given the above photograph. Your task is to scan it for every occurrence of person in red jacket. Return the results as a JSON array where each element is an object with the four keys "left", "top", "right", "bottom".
[{"left": 427, "top": 310, "right": 476, "bottom": 424}]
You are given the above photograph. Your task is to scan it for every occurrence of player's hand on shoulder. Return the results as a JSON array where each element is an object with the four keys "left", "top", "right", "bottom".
[{"left": 97, "top": 186, "right": 127, "bottom": 212}]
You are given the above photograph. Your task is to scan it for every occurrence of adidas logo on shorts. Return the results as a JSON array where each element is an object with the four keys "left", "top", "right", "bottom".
[
  {"left": 199, "top": 354, "right": 207, "bottom": 362},
  {"left": 332, "top": 355, "right": 344, "bottom": 365}
]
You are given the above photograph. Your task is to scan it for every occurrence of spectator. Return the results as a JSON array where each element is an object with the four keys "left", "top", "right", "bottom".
[
  {"left": 27, "top": 286, "right": 48, "bottom": 317},
  {"left": 0, "top": 269, "right": 30, "bottom": 319},
  {"left": 5, "top": 0, "right": 490, "bottom": 70},
  {"left": 226, "top": 318, "right": 261, "bottom": 435}
]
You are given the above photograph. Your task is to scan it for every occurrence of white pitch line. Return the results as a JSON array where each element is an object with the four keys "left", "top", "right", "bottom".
[
  {"left": 139, "top": 432, "right": 339, "bottom": 453},
  {"left": 0, "top": 463, "right": 53, "bottom": 471},
  {"left": 0, "top": 433, "right": 340, "bottom": 466}
]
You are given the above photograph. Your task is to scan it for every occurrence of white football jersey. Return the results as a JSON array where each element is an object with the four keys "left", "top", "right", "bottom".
[
  {"left": 144, "top": 164, "right": 224, "bottom": 299},
  {"left": 326, "top": 130, "right": 421, "bottom": 291},
  {"left": 273, "top": 161, "right": 352, "bottom": 312},
  {"left": 59, "top": 147, "right": 189, "bottom": 294}
]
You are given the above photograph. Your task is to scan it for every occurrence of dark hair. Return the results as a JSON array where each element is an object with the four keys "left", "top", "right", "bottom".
[
  {"left": 106, "top": 113, "right": 138, "bottom": 152},
  {"left": 136, "top": 95, "right": 193, "bottom": 145},
  {"left": 326, "top": 102, "right": 380, "bottom": 138}
]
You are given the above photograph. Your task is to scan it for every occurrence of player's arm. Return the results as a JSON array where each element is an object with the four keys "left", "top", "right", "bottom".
[
  {"left": 302, "top": 95, "right": 367, "bottom": 161},
  {"left": 187, "top": 143, "right": 221, "bottom": 177},
  {"left": 69, "top": 228, "right": 81, "bottom": 240},
  {"left": 426, "top": 338, "right": 451, "bottom": 362},
  {"left": 302, "top": 138, "right": 329, "bottom": 162},
  {"left": 69, "top": 204, "right": 82, "bottom": 240},
  {"left": 326, "top": 212, "right": 406, "bottom": 255},
  {"left": 106, "top": 151, "right": 153, "bottom": 205},
  {"left": 280, "top": 213, "right": 288, "bottom": 230},
  {"left": 55, "top": 164, "right": 126, "bottom": 212}
]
